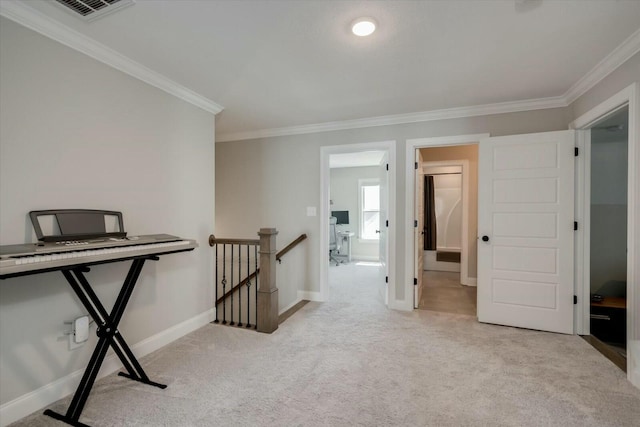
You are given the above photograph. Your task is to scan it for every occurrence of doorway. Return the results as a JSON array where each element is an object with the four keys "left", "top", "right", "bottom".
[
  {"left": 572, "top": 83, "right": 638, "bottom": 385},
  {"left": 328, "top": 152, "right": 385, "bottom": 303},
  {"left": 409, "top": 131, "right": 576, "bottom": 333},
  {"left": 405, "top": 134, "right": 487, "bottom": 313},
  {"left": 320, "top": 141, "right": 396, "bottom": 307},
  {"left": 583, "top": 106, "right": 629, "bottom": 370},
  {"left": 417, "top": 154, "right": 477, "bottom": 315}
]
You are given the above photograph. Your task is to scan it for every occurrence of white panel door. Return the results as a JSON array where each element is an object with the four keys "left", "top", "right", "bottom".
[
  {"left": 478, "top": 130, "right": 575, "bottom": 334},
  {"left": 415, "top": 149, "right": 425, "bottom": 308}
]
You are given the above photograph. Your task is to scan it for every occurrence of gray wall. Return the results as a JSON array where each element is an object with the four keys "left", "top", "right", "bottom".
[
  {"left": 0, "top": 18, "right": 215, "bottom": 405},
  {"left": 216, "top": 108, "right": 571, "bottom": 308},
  {"left": 330, "top": 166, "right": 381, "bottom": 260},
  {"left": 215, "top": 47, "right": 640, "bottom": 319}
]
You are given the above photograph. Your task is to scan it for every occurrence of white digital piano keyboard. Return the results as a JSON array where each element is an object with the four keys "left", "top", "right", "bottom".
[
  {"left": 0, "top": 234, "right": 197, "bottom": 278},
  {"left": 1, "top": 209, "right": 198, "bottom": 426}
]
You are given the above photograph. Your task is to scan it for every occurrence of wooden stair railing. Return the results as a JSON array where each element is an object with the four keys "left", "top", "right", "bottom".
[
  {"left": 276, "top": 233, "right": 307, "bottom": 263},
  {"left": 216, "top": 270, "right": 258, "bottom": 306},
  {"left": 209, "top": 231, "right": 307, "bottom": 332},
  {"left": 213, "top": 233, "right": 307, "bottom": 306}
]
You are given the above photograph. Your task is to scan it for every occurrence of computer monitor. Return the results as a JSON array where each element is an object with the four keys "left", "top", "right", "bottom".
[{"left": 331, "top": 210, "right": 349, "bottom": 225}]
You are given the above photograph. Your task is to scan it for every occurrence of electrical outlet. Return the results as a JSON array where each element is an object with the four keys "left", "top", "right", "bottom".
[
  {"left": 68, "top": 315, "right": 90, "bottom": 350},
  {"left": 74, "top": 316, "right": 89, "bottom": 342}
]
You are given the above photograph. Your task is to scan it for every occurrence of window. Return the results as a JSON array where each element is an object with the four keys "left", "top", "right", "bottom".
[{"left": 359, "top": 180, "right": 380, "bottom": 240}]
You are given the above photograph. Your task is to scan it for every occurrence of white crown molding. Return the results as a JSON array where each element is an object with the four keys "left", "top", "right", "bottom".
[
  {"left": 0, "top": 0, "right": 224, "bottom": 115},
  {"left": 215, "top": 26, "right": 640, "bottom": 143},
  {"left": 3, "top": 0, "right": 638, "bottom": 141},
  {"left": 564, "top": 27, "right": 640, "bottom": 105},
  {"left": 216, "top": 96, "right": 567, "bottom": 142}
]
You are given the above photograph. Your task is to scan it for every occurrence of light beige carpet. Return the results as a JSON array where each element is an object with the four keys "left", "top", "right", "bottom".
[{"left": 11, "top": 262, "right": 640, "bottom": 426}]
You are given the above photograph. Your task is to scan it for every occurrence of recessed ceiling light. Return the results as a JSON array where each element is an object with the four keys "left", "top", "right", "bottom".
[{"left": 352, "top": 18, "right": 376, "bottom": 37}]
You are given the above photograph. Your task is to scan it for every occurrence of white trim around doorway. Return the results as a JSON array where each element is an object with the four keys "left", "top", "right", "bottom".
[
  {"left": 405, "top": 134, "right": 489, "bottom": 311},
  {"left": 320, "top": 141, "right": 397, "bottom": 307}
]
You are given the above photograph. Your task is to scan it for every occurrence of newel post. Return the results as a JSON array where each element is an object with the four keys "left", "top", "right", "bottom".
[{"left": 257, "top": 228, "right": 278, "bottom": 333}]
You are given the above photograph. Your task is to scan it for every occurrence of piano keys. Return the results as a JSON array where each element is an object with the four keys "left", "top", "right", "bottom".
[{"left": 0, "top": 234, "right": 197, "bottom": 278}]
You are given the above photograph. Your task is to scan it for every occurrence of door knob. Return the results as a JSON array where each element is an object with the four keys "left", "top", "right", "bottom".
[{"left": 481, "top": 235, "right": 489, "bottom": 242}]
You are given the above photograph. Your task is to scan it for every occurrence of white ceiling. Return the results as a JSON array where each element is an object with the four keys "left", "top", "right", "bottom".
[{"left": 5, "top": 0, "right": 640, "bottom": 141}]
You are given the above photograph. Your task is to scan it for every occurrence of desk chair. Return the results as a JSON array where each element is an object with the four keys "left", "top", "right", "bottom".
[{"left": 329, "top": 216, "right": 342, "bottom": 266}]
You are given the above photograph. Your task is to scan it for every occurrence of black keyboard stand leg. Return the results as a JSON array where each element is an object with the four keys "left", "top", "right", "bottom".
[
  {"left": 111, "top": 330, "right": 167, "bottom": 389},
  {"left": 42, "top": 410, "right": 91, "bottom": 427},
  {"left": 44, "top": 259, "right": 166, "bottom": 427}
]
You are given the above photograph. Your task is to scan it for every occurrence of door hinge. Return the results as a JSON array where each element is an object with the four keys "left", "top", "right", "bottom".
[
  {"left": 414, "top": 220, "right": 418, "bottom": 227},
  {"left": 415, "top": 162, "right": 418, "bottom": 170},
  {"left": 385, "top": 276, "right": 388, "bottom": 283},
  {"left": 414, "top": 278, "right": 418, "bottom": 285},
  {"left": 386, "top": 220, "right": 389, "bottom": 227},
  {"left": 386, "top": 163, "right": 389, "bottom": 171},
  {"left": 575, "top": 147, "right": 579, "bottom": 157},
  {"left": 574, "top": 295, "right": 578, "bottom": 304},
  {"left": 574, "top": 221, "right": 578, "bottom": 231}
]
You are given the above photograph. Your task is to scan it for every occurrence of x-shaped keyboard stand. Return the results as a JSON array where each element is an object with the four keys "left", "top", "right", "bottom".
[{"left": 44, "top": 257, "right": 166, "bottom": 427}]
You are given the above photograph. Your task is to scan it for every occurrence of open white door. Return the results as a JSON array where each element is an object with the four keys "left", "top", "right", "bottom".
[
  {"left": 379, "top": 153, "right": 389, "bottom": 304},
  {"left": 414, "top": 149, "right": 425, "bottom": 308},
  {"left": 478, "top": 130, "right": 575, "bottom": 334}
]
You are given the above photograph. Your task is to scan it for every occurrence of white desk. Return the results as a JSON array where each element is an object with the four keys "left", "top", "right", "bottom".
[{"left": 337, "top": 231, "right": 355, "bottom": 262}]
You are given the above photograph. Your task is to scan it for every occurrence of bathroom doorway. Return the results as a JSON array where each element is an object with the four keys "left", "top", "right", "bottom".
[
  {"left": 423, "top": 163, "right": 463, "bottom": 275},
  {"left": 416, "top": 145, "right": 478, "bottom": 315}
]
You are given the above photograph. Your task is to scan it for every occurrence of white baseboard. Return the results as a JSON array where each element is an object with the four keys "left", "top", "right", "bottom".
[
  {"left": 298, "top": 290, "right": 322, "bottom": 302},
  {"left": 0, "top": 309, "right": 215, "bottom": 427},
  {"left": 630, "top": 340, "right": 640, "bottom": 390},
  {"left": 389, "top": 297, "right": 413, "bottom": 311},
  {"left": 279, "top": 297, "right": 302, "bottom": 315},
  {"left": 424, "top": 263, "right": 461, "bottom": 273},
  {"left": 352, "top": 256, "right": 380, "bottom": 262},
  {"left": 466, "top": 277, "right": 477, "bottom": 287},
  {"left": 631, "top": 370, "right": 640, "bottom": 390},
  {"left": 278, "top": 291, "right": 321, "bottom": 317}
]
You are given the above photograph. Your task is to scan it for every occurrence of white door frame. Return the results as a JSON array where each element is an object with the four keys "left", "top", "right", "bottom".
[
  {"left": 320, "top": 141, "right": 396, "bottom": 305},
  {"left": 570, "top": 83, "right": 639, "bottom": 387},
  {"left": 420, "top": 160, "right": 471, "bottom": 286},
  {"left": 405, "top": 134, "right": 489, "bottom": 310}
]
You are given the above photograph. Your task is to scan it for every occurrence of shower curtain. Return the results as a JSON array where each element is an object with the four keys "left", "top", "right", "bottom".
[{"left": 424, "top": 175, "right": 437, "bottom": 250}]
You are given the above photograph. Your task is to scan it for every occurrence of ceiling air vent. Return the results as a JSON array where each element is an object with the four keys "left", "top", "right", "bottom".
[{"left": 54, "top": 0, "right": 134, "bottom": 22}]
